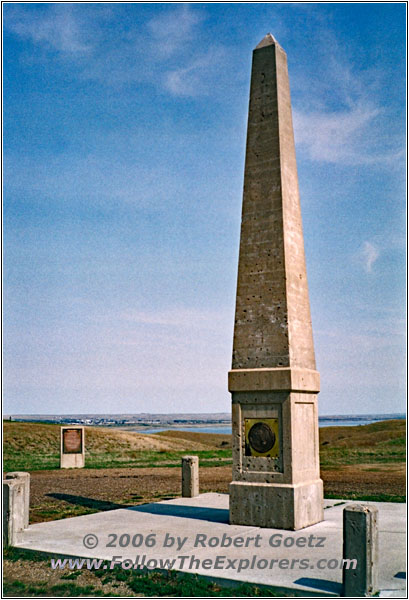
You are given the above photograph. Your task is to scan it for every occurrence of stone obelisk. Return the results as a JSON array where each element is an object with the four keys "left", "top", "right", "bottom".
[{"left": 229, "top": 34, "right": 323, "bottom": 530}]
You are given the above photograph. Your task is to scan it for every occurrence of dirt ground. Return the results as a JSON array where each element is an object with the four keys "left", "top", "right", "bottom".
[
  {"left": 28, "top": 464, "right": 405, "bottom": 523},
  {"left": 28, "top": 467, "right": 231, "bottom": 522},
  {"left": 321, "top": 463, "right": 405, "bottom": 496}
]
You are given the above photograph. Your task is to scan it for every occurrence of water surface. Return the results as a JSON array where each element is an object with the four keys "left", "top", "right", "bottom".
[{"left": 139, "top": 414, "right": 405, "bottom": 435}]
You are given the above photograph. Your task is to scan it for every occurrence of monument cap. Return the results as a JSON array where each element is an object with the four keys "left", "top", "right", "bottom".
[{"left": 255, "top": 33, "right": 280, "bottom": 50}]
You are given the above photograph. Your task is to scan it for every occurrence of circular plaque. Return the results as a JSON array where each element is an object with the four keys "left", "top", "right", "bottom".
[{"left": 248, "top": 422, "right": 276, "bottom": 453}]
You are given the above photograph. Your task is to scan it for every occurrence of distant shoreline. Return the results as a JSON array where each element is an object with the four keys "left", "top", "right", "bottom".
[
  {"left": 4, "top": 412, "right": 405, "bottom": 435},
  {"left": 118, "top": 414, "right": 406, "bottom": 435}
]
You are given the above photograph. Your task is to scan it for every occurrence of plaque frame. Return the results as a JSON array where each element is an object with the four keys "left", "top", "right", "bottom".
[{"left": 62, "top": 428, "right": 83, "bottom": 454}]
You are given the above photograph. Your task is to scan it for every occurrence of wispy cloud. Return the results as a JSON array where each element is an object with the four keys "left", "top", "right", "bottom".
[
  {"left": 120, "top": 307, "right": 229, "bottom": 333},
  {"left": 293, "top": 103, "right": 380, "bottom": 164},
  {"left": 164, "top": 47, "right": 227, "bottom": 96},
  {"left": 5, "top": 4, "right": 229, "bottom": 99},
  {"left": 146, "top": 5, "right": 203, "bottom": 57},
  {"left": 5, "top": 4, "right": 92, "bottom": 53},
  {"left": 292, "top": 27, "right": 404, "bottom": 166},
  {"left": 147, "top": 7, "right": 230, "bottom": 98},
  {"left": 361, "top": 241, "right": 380, "bottom": 273}
]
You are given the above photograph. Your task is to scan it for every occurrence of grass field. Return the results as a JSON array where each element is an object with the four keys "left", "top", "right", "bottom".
[
  {"left": 3, "top": 422, "right": 232, "bottom": 472},
  {"left": 4, "top": 547, "right": 304, "bottom": 598},
  {"left": 4, "top": 418, "right": 406, "bottom": 472}
]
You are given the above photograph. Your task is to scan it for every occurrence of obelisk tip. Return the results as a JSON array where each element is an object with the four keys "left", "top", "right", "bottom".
[{"left": 255, "top": 33, "right": 280, "bottom": 50}]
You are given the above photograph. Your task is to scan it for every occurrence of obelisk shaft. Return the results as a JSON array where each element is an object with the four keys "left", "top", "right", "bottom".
[{"left": 233, "top": 35, "right": 315, "bottom": 371}]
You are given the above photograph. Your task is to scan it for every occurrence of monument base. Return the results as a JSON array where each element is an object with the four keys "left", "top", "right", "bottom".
[
  {"left": 229, "top": 479, "right": 323, "bottom": 530},
  {"left": 60, "top": 454, "right": 84, "bottom": 469}
]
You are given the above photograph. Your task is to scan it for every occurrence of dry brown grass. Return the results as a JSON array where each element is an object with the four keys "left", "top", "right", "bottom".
[
  {"left": 4, "top": 421, "right": 219, "bottom": 455},
  {"left": 319, "top": 419, "right": 406, "bottom": 448},
  {"left": 156, "top": 429, "right": 231, "bottom": 448}
]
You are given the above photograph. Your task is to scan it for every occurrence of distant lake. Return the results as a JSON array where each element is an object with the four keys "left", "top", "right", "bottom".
[
  {"left": 142, "top": 426, "right": 233, "bottom": 435},
  {"left": 139, "top": 414, "right": 405, "bottom": 435}
]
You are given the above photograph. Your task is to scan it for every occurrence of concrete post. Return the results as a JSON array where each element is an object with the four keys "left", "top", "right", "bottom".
[
  {"left": 5, "top": 472, "right": 30, "bottom": 528},
  {"left": 181, "top": 456, "right": 199, "bottom": 498},
  {"left": 3, "top": 479, "right": 25, "bottom": 546},
  {"left": 343, "top": 504, "right": 379, "bottom": 597}
]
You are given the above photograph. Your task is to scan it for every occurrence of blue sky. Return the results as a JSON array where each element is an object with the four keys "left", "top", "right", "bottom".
[{"left": 3, "top": 2, "right": 406, "bottom": 416}]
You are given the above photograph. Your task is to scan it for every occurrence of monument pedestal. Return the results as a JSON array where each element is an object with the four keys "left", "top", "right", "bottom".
[
  {"left": 230, "top": 480, "right": 323, "bottom": 531},
  {"left": 229, "top": 368, "right": 323, "bottom": 530}
]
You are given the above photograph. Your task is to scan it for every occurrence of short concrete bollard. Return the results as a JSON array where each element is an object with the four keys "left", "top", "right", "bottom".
[
  {"left": 342, "top": 504, "right": 379, "bottom": 597},
  {"left": 5, "top": 472, "right": 30, "bottom": 528},
  {"left": 3, "top": 479, "right": 25, "bottom": 546},
  {"left": 181, "top": 456, "right": 199, "bottom": 498}
]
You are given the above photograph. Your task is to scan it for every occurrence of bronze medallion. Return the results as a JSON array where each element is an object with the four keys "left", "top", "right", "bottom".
[{"left": 248, "top": 421, "right": 275, "bottom": 453}]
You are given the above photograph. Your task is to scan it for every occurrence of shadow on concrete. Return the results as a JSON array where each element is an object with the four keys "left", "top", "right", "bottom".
[
  {"left": 129, "top": 503, "right": 230, "bottom": 523},
  {"left": 394, "top": 572, "right": 406, "bottom": 579},
  {"left": 46, "top": 493, "right": 126, "bottom": 511},
  {"left": 46, "top": 494, "right": 229, "bottom": 524},
  {"left": 294, "top": 578, "right": 342, "bottom": 595}
]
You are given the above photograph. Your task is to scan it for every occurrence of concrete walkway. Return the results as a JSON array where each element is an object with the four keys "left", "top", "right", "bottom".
[{"left": 16, "top": 494, "right": 406, "bottom": 597}]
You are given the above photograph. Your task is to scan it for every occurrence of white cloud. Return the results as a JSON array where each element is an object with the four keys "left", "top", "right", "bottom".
[
  {"left": 5, "top": 4, "right": 231, "bottom": 99},
  {"left": 164, "top": 48, "right": 226, "bottom": 97},
  {"left": 120, "top": 307, "right": 229, "bottom": 333},
  {"left": 293, "top": 104, "right": 380, "bottom": 164},
  {"left": 147, "top": 5, "right": 203, "bottom": 57},
  {"left": 291, "top": 27, "right": 404, "bottom": 166},
  {"left": 5, "top": 5, "right": 91, "bottom": 53},
  {"left": 361, "top": 241, "right": 380, "bottom": 273}
]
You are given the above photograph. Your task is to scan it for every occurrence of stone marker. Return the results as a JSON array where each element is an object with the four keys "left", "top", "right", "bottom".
[
  {"left": 5, "top": 472, "right": 30, "bottom": 528},
  {"left": 343, "top": 504, "right": 379, "bottom": 597},
  {"left": 182, "top": 456, "right": 199, "bottom": 498},
  {"left": 3, "top": 479, "right": 25, "bottom": 545},
  {"left": 60, "top": 425, "right": 85, "bottom": 468},
  {"left": 229, "top": 33, "right": 323, "bottom": 530}
]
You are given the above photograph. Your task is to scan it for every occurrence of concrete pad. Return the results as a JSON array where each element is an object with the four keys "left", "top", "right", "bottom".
[{"left": 16, "top": 494, "right": 406, "bottom": 597}]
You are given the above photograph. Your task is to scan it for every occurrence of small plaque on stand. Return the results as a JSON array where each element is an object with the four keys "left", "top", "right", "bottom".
[{"left": 62, "top": 428, "right": 83, "bottom": 454}]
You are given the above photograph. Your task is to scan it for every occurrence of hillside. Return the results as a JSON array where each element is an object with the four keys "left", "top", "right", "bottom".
[
  {"left": 319, "top": 418, "right": 405, "bottom": 447},
  {"left": 319, "top": 419, "right": 405, "bottom": 467},
  {"left": 3, "top": 421, "right": 228, "bottom": 471},
  {"left": 4, "top": 418, "right": 405, "bottom": 473}
]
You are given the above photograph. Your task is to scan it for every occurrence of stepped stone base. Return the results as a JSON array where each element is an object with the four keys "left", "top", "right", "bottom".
[{"left": 229, "top": 479, "right": 324, "bottom": 530}]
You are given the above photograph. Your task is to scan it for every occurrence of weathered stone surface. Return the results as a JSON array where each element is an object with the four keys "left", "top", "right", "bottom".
[
  {"left": 229, "top": 367, "right": 320, "bottom": 392},
  {"left": 182, "top": 455, "right": 199, "bottom": 498},
  {"left": 229, "top": 34, "right": 322, "bottom": 530},
  {"left": 230, "top": 480, "right": 323, "bottom": 530},
  {"left": 5, "top": 472, "right": 30, "bottom": 528},
  {"left": 232, "top": 35, "right": 315, "bottom": 371},
  {"left": 343, "top": 504, "right": 379, "bottom": 597},
  {"left": 3, "top": 479, "right": 25, "bottom": 546},
  {"left": 60, "top": 426, "right": 85, "bottom": 469}
]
